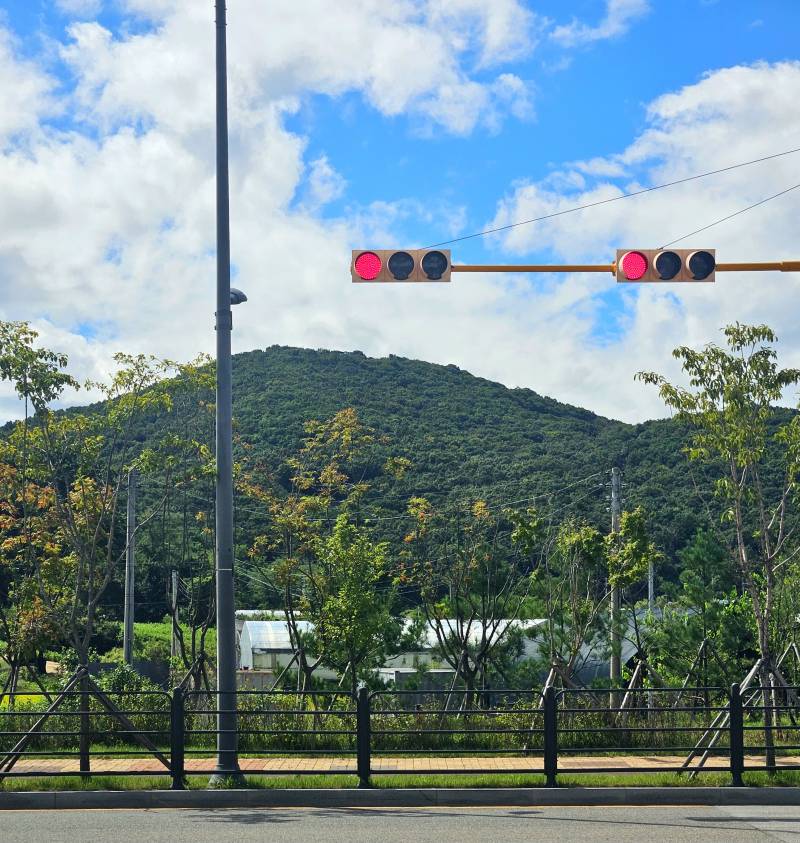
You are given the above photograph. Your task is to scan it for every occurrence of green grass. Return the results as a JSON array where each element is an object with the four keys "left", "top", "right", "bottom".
[{"left": 3, "top": 769, "right": 800, "bottom": 792}]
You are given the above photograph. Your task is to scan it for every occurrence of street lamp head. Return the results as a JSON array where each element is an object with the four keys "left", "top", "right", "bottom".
[{"left": 230, "top": 288, "right": 248, "bottom": 305}]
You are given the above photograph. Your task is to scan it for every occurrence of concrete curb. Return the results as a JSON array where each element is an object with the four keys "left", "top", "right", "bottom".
[{"left": 1, "top": 787, "right": 800, "bottom": 810}]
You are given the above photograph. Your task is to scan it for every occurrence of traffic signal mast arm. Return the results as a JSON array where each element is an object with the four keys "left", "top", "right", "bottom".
[
  {"left": 351, "top": 248, "right": 800, "bottom": 284},
  {"left": 451, "top": 261, "right": 800, "bottom": 273}
]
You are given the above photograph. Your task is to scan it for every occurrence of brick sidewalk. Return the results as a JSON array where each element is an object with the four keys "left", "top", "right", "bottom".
[{"left": 9, "top": 754, "right": 799, "bottom": 776}]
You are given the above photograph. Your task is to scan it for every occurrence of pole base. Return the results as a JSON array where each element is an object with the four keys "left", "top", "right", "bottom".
[{"left": 207, "top": 769, "right": 246, "bottom": 789}]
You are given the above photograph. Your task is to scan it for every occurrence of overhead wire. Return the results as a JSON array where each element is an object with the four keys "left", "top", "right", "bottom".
[
  {"left": 659, "top": 182, "right": 800, "bottom": 248},
  {"left": 154, "top": 468, "right": 607, "bottom": 526},
  {"left": 423, "top": 146, "right": 800, "bottom": 249}
]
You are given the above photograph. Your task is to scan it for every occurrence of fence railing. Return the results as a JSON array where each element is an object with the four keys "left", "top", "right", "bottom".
[
  {"left": 1, "top": 683, "right": 799, "bottom": 789},
  {"left": 0, "top": 688, "right": 172, "bottom": 780}
]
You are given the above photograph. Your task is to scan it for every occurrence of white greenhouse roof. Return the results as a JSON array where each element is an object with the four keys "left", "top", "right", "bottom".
[
  {"left": 240, "top": 619, "right": 314, "bottom": 653},
  {"left": 406, "top": 618, "right": 546, "bottom": 650}
]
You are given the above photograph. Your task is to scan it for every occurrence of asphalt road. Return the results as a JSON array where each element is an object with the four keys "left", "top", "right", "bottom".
[{"left": 3, "top": 805, "right": 800, "bottom": 842}]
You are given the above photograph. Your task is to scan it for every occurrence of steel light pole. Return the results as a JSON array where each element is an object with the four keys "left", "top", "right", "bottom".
[{"left": 211, "top": 0, "right": 244, "bottom": 784}]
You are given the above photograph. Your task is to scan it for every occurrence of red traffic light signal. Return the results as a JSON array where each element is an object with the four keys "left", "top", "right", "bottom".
[
  {"left": 616, "top": 249, "right": 715, "bottom": 282},
  {"left": 351, "top": 249, "right": 451, "bottom": 283}
]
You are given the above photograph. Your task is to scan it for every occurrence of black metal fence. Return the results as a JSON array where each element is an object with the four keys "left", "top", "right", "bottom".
[
  {"left": 1, "top": 683, "right": 798, "bottom": 789},
  {"left": 0, "top": 688, "right": 172, "bottom": 780}
]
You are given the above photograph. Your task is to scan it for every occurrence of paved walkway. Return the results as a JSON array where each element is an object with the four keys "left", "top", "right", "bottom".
[{"left": 8, "top": 754, "right": 800, "bottom": 776}]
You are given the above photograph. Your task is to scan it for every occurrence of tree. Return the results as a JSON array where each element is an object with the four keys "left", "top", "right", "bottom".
[
  {"left": 510, "top": 505, "right": 657, "bottom": 689},
  {"left": 244, "top": 408, "right": 405, "bottom": 692},
  {"left": 403, "top": 499, "right": 533, "bottom": 699},
  {"left": 310, "top": 515, "right": 397, "bottom": 696},
  {"left": 137, "top": 356, "right": 218, "bottom": 691},
  {"left": 0, "top": 321, "right": 179, "bottom": 666},
  {"left": 0, "top": 460, "right": 65, "bottom": 700},
  {"left": 638, "top": 323, "right": 800, "bottom": 765},
  {"left": 646, "top": 529, "right": 748, "bottom": 689},
  {"left": 518, "top": 514, "right": 608, "bottom": 685}
]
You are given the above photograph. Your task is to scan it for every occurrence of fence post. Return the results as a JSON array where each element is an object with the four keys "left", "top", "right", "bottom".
[
  {"left": 543, "top": 685, "right": 558, "bottom": 788},
  {"left": 79, "top": 670, "right": 90, "bottom": 778},
  {"left": 729, "top": 683, "right": 745, "bottom": 787},
  {"left": 356, "top": 685, "right": 372, "bottom": 788},
  {"left": 170, "top": 687, "right": 186, "bottom": 791}
]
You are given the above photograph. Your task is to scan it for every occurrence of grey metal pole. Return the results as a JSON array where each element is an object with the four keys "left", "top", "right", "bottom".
[
  {"left": 170, "top": 570, "right": 179, "bottom": 660},
  {"left": 610, "top": 467, "right": 622, "bottom": 689},
  {"left": 123, "top": 469, "right": 137, "bottom": 665},
  {"left": 212, "top": 0, "right": 240, "bottom": 781}
]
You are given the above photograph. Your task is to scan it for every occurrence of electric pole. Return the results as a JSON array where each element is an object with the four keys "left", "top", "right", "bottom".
[
  {"left": 123, "top": 468, "right": 137, "bottom": 665},
  {"left": 610, "top": 467, "right": 622, "bottom": 687},
  {"left": 212, "top": 0, "right": 241, "bottom": 783},
  {"left": 170, "top": 570, "right": 179, "bottom": 660}
]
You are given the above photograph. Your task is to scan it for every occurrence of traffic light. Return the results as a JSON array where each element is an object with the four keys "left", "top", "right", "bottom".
[
  {"left": 615, "top": 249, "right": 715, "bottom": 282},
  {"left": 351, "top": 249, "right": 451, "bottom": 283}
]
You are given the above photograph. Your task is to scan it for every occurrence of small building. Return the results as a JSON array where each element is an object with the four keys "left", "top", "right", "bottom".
[
  {"left": 239, "top": 619, "right": 311, "bottom": 671},
  {"left": 237, "top": 619, "right": 338, "bottom": 680},
  {"left": 235, "top": 614, "right": 639, "bottom": 686}
]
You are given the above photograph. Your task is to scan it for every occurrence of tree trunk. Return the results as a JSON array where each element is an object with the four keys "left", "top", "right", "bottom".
[{"left": 759, "top": 663, "right": 777, "bottom": 772}]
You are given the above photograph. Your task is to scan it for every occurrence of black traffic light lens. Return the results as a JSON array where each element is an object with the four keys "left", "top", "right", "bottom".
[
  {"left": 387, "top": 251, "right": 414, "bottom": 280},
  {"left": 654, "top": 251, "right": 681, "bottom": 280},
  {"left": 687, "top": 250, "right": 715, "bottom": 280},
  {"left": 421, "top": 250, "right": 448, "bottom": 280}
]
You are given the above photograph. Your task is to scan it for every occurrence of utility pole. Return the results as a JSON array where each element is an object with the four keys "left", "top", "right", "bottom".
[
  {"left": 610, "top": 467, "right": 622, "bottom": 688},
  {"left": 212, "top": 0, "right": 241, "bottom": 783},
  {"left": 123, "top": 469, "right": 137, "bottom": 665},
  {"left": 170, "top": 570, "right": 179, "bottom": 660}
]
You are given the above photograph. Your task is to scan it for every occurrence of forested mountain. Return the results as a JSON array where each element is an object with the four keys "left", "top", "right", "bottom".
[
  {"left": 224, "top": 345, "right": 701, "bottom": 551},
  {"left": 6, "top": 341, "right": 795, "bottom": 628},
  {"left": 127, "top": 345, "right": 708, "bottom": 603}
]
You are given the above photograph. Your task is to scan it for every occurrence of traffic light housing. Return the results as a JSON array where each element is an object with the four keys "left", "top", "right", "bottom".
[
  {"left": 351, "top": 249, "right": 451, "bottom": 283},
  {"left": 615, "top": 249, "right": 715, "bottom": 282}
]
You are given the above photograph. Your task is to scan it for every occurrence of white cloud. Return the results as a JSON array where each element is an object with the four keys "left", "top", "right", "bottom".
[
  {"left": 1, "top": 3, "right": 799, "bottom": 429},
  {"left": 487, "top": 61, "right": 800, "bottom": 420},
  {"left": 0, "top": 30, "right": 57, "bottom": 142},
  {"left": 0, "top": 0, "right": 537, "bottom": 415},
  {"left": 59, "top": 1, "right": 536, "bottom": 138},
  {"left": 303, "top": 156, "right": 347, "bottom": 210},
  {"left": 425, "top": 0, "right": 545, "bottom": 68},
  {"left": 56, "top": 0, "right": 103, "bottom": 18},
  {"left": 552, "top": 0, "right": 650, "bottom": 47}
]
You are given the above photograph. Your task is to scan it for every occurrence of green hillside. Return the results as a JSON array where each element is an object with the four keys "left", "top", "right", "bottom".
[
  {"left": 9, "top": 341, "right": 791, "bottom": 627},
  {"left": 136, "top": 345, "right": 705, "bottom": 574}
]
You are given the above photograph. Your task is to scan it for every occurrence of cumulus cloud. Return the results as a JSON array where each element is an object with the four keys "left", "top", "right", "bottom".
[
  {"left": 59, "top": 1, "right": 537, "bottom": 137},
  {"left": 0, "top": 0, "right": 538, "bottom": 417},
  {"left": 302, "top": 156, "right": 347, "bottom": 210},
  {"left": 552, "top": 0, "right": 650, "bottom": 47},
  {"left": 0, "top": 2, "right": 799, "bottom": 428},
  {"left": 56, "top": 0, "right": 103, "bottom": 18},
  {"left": 0, "top": 30, "right": 57, "bottom": 141},
  {"left": 487, "top": 61, "right": 800, "bottom": 419}
]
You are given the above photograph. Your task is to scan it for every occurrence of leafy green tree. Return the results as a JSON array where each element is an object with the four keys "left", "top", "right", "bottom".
[
  {"left": 646, "top": 529, "right": 751, "bottom": 687},
  {"left": 404, "top": 500, "right": 534, "bottom": 697},
  {"left": 0, "top": 321, "right": 179, "bottom": 666},
  {"left": 639, "top": 323, "right": 800, "bottom": 765},
  {"left": 310, "top": 515, "right": 397, "bottom": 696},
  {"left": 244, "top": 408, "right": 404, "bottom": 692},
  {"left": 510, "top": 510, "right": 607, "bottom": 684}
]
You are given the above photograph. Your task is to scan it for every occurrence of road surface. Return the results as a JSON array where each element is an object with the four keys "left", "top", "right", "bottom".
[{"left": 2, "top": 804, "right": 800, "bottom": 842}]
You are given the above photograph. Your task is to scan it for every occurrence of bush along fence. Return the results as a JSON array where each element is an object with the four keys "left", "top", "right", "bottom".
[{"left": 0, "top": 682, "right": 799, "bottom": 789}]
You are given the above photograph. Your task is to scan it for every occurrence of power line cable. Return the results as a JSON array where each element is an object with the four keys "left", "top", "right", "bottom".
[
  {"left": 659, "top": 182, "right": 800, "bottom": 248},
  {"left": 424, "top": 146, "right": 800, "bottom": 249}
]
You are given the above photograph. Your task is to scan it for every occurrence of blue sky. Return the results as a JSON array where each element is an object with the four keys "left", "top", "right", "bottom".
[
  {"left": 293, "top": 0, "right": 799, "bottom": 258},
  {"left": 0, "top": 1, "right": 799, "bottom": 422}
]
